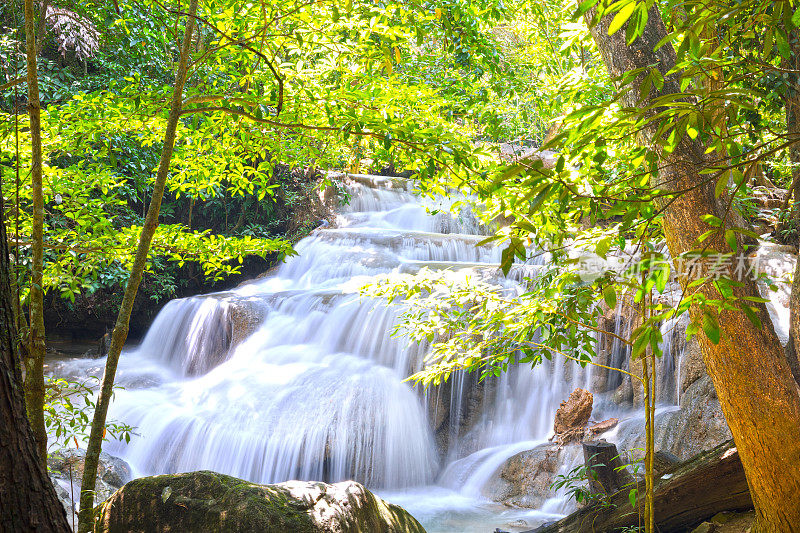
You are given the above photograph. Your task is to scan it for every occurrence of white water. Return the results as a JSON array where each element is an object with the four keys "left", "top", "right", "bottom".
[{"left": 52, "top": 174, "right": 690, "bottom": 532}]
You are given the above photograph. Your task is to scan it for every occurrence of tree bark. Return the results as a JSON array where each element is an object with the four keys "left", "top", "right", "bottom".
[
  {"left": 584, "top": 6, "right": 800, "bottom": 531},
  {"left": 535, "top": 440, "right": 752, "bottom": 533},
  {"left": 23, "top": 0, "right": 48, "bottom": 468},
  {"left": 582, "top": 440, "right": 634, "bottom": 496},
  {"left": 1, "top": 173, "right": 71, "bottom": 533},
  {"left": 781, "top": 30, "right": 800, "bottom": 229},
  {"left": 76, "top": 1, "right": 199, "bottom": 530},
  {"left": 787, "top": 257, "right": 800, "bottom": 386},
  {"left": 783, "top": 30, "right": 800, "bottom": 387}
]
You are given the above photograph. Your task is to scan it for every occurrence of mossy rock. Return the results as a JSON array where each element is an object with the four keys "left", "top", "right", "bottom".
[{"left": 93, "top": 470, "right": 426, "bottom": 533}]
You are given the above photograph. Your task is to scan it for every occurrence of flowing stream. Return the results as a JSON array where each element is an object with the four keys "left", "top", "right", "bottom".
[{"left": 52, "top": 174, "right": 690, "bottom": 531}]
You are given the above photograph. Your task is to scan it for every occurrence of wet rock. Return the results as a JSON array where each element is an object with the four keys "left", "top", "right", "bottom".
[
  {"left": 428, "top": 373, "right": 494, "bottom": 459},
  {"left": 708, "top": 510, "right": 755, "bottom": 533},
  {"left": 663, "top": 376, "right": 732, "bottom": 460},
  {"left": 552, "top": 388, "right": 593, "bottom": 444},
  {"left": 621, "top": 376, "right": 732, "bottom": 462},
  {"left": 593, "top": 302, "right": 638, "bottom": 396},
  {"left": 611, "top": 376, "right": 633, "bottom": 406},
  {"left": 691, "top": 522, "right": 716, "bottom": 533},
  {"left": 753, "top": 242, "right": 796, "bottom": 346},
  {"left": 482, "top": 443, "right": 564, "bottom": 508},
  {"left": 679, "top": 334, "right": 705, "bottom": 397},
  {"left": 48, "top": 448, "right": 132, "bottom": 495},
  {"left": 227, "top": 297, "right": 267, "bottom": 348},
  {"left": 49, "top": 476, "right": 76, "bottom": 526},
  {"left": 750, "top": 186, "right": 787, "bottom": 210},
  {"left": 48, "top": 448, "right": 132, "bottom": 529},
  {"left": 93, "top": 471, "right": 426, "bottom": 533}
]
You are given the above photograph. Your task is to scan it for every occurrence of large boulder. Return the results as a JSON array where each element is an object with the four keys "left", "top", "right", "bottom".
[
  {"left": 93, "top": 471, "right": 426, "bottom": 533},
  {"left": 482, "top": 443, "right": 565, "bottom": 508},
  {"left": 618, "top": 376, "right": 732, "bottom": 463},
  {"left": 659, "top": 375, "right": 733, "bottom": 460}
]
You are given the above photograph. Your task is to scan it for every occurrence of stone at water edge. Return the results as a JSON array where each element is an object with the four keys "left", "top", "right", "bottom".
[
  {"left": 93, "top": 470, "right": 427, "bottom": 533},
  {"left": 49, "top": 448, "right": 132, "bottom": 489},
  {"left": 481, "top": 442, "right": 564, "bottom": 509},
  {"left": 48, "top": 448, "right": 133, "bottom": 524},
  {"left": 552, "top": 388, "right": 593, "bottom": 444}
]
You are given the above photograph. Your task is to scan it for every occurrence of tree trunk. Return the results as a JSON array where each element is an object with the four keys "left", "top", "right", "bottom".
[
  {"left": 23, "top": 0, "right": 47, "bottom": 468},
  {"left": 76, "top": 1, "right": 199, "bottom": 530},
  {"left": 535, "top": 440, "right": 752, "bottom": 533},
  {"left": 783, "top": 29, "right": 800, "bottom": 387},
  {"left": 584, "top": 6, "right": 800, "bottom": 531},
  {"left": 788, "top": 257, "right": 800, "bottom": 386},
  {"left": 1, "top": 173, "right": 71, "bottom": 533},
  {"left": 582, "top": 440, "right": 634, "bottom": 496}
]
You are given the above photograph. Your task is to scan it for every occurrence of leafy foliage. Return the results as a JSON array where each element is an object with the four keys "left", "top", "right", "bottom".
[{"left": 44, "top": 376, "right": 135, "bottom": 450}]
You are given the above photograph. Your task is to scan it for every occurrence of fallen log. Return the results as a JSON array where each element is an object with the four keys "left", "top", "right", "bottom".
[{"left": 534, "top": 440, "right": 752, "bottom": 533}]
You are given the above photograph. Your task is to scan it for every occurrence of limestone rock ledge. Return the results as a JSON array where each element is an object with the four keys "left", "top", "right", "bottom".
[{"left": 93, "top": 470, "right": 426, "bottom": 533}]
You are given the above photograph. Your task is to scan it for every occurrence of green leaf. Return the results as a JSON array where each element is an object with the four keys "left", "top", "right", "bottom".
[
  {"left": 529, "top": 184, "right": 553, "bottom": 212},
  {"left": 629, "top": 488, "right": 638, "bottom": 508},
  {"left": 702, "top": 311, "right": 721, "bottom": 344},
  {"left": 686, "top": 321, "right": 700, "bottom": 339},
  {"left": 501, "top": 246, "right": 514, "bottom": 276},
  {"left": 575, "top": 0, "right": 601, "bottom": 17},
  {"left": 608, "top": 1, "right": 636, "bottom": 36},
  {"left": 654, "top": 263, "right": 670, "bottom": 293},
  {"left": 603, "top": 285, "right": 617, "bottom": 309},
  {"left": 725, "top": 229, "right": 737, "bottom": 252},
  {"left": 497, "top": 163, "right": 526, "bottom": 183},
  {"left": 792, "top": 7, "right": 800, "bottom": 28},
  {"left": 741, "top": 304, "right": 763, "bottom": 330},
  {"left": 632, "top": 328, "right": 650, "bottom": 357},
  {"left": 596, "top": 237, "right": 612, "bottom": 258},
  {"left": 714, "top": 173, "right": 728, "bottom": 198}
]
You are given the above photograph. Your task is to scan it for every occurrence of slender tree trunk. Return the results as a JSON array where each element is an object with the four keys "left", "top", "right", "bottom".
[
  {"left": 781, "top": 30, "right": 800, "bottom": 232},
  {"left": 76, "top": 1, "right": 198, "bottom": 530},
  {"left": 584, "top": 6, "right": 800, "bottom": 531},
  {"left": 23, "top": 0, "right": 48, "bottom": 468},
  {"left": 788, "top": 257, "right": 800, "bottom": 386},
  {"left": 783, "top": 30, "right": 800, "bottom": 386},
  {"left": 1, "top": 172, "right": 71, "bottom": 533}
]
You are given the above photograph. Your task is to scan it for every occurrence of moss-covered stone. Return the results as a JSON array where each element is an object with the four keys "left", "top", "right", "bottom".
[{"left": 93, "top": 471, "right": 426, "bottom": 533}]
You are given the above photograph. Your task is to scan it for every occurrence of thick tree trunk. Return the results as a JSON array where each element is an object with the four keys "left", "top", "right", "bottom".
[
  {"left": 582, "top": 441, "right": 634, "bottom": 496},
  {"left": 1, "top": 173, "right": 71, "bottom": 532},
  {"left": 76, "top": 1, "right": 199, "bottom": 530},
  {"left": 535, "top": 440, "right": 752, "bottom": 533},
  {"left": 23, "top": 0, "right": 47, "bottom": 468},
  {"left": 584, "top": 6, "right": 800, "bottom": 531}
]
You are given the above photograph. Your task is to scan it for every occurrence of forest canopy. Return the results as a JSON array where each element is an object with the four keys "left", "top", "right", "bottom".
[{"left": 3, "top": 0, "right": 800, "bottom": 532}]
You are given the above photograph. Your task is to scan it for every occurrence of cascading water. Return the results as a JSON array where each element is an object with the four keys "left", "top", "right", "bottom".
[{"left": 51, "top": 173, "right": 691, "bottom": 532}]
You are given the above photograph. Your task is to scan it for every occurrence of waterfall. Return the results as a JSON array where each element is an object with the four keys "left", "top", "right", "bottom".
[{"left": 51, "top": 172, "right": 692, "bottom": 532}]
